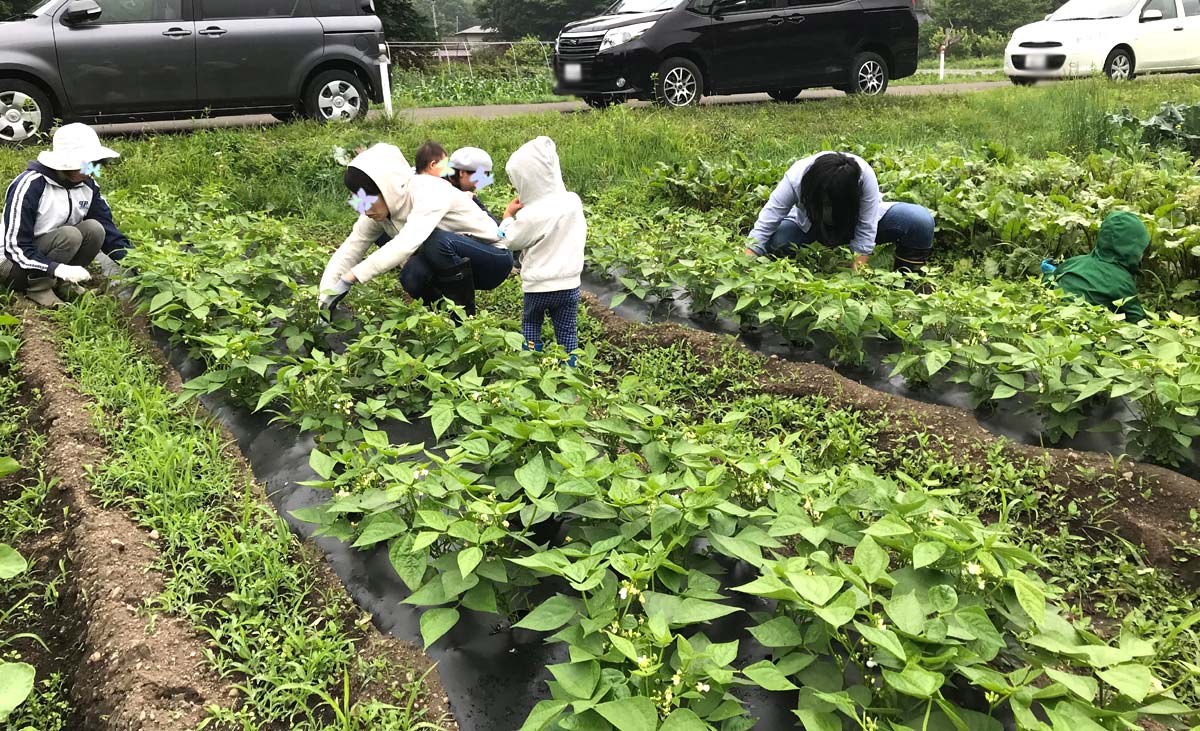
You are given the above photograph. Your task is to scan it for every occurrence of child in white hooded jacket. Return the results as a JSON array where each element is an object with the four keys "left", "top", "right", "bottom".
[{"left": 500, "top": 137, "right": 587, "bottom": 364}]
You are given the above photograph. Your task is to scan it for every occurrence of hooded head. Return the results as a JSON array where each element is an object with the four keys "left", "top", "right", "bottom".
[
  {"left": 505, "top": 136, "right": 566, "bottom": 206},
  {"left": 1093, "top": 211, "right": 1150, "bottom": 273},
  {"left": 345, "top": 144, "right": 412, "bottom": 220}
]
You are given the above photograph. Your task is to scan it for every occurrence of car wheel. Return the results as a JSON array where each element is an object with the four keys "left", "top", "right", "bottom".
[
  {"left": 845, "top": 52, "right": 889, "bottom": 96},
  {"left": 1103, "top": 48, "right": 1135, "bottom": 81},
  {"left": 654, "top": 58, "right": 704, "bottom": 108},
  {"left": 303, "top": 70, "right": 368, "bottom": 123},
  {"left": 768, "top": 88, "right": 803, "bottom": 103},
  {"left": 0, "top": 80, "right": 53, "bottom": 145},
  {"left": 1010, "top": 77, "right": 1037, "bottom": 86}
]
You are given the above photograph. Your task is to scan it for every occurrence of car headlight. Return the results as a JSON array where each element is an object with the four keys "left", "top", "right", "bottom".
[{"left": 600, "top": 22, "right": 655, "bottom": 51}]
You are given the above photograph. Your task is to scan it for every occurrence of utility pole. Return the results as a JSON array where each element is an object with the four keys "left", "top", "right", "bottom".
[{"left": 431, "top": 0, "right": 439, "bottom": 38}]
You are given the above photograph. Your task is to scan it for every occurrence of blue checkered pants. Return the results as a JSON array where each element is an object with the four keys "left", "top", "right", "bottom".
[{"left": 522, "top": 288, "right": 581, "bottom": 353}]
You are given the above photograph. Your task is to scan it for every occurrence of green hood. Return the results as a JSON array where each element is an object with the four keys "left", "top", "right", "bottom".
[{"left": 1092, "top": 210, "right": 1150, "bottom": 274}]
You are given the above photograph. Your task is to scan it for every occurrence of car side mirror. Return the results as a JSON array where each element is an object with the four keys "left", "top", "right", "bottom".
[
  {"left": 1140, "top": 8, "right": 1164, "bottom": 22},
  {"left": 61, "top": 0, "right": 102, "bottom": 25}
]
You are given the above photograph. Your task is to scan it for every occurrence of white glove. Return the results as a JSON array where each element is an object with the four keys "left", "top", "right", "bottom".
[
  {"left": 319, "top": 278, "right": 353, "bottom": 312},
  {"left": 55, "top": 265, "right": 91, "bottom": 284}
]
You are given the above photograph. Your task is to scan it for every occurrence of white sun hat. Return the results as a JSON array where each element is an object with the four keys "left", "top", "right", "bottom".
[
  {"left": 37, "top": 123, "right": 119, "bottom": 172},
  {"left": 448, "top": 147, "right": 493, "bottom": 173}
]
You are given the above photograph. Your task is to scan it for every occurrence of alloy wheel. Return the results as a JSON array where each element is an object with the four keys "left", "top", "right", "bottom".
[
  {"left": 0, "top": 90, "right": 42, "bottom": 144},
  {"left": 662, "top": 67, "right": 698, "bottom": 107},
  {"left": 1108, "top": 55, "right": 1132, "bottom": 81},
  {"left": 857, "top": 61, "right": 886, "bottom": 95},
  {"left": 317, "top": 81, "right": 363, "bottom": 121}
]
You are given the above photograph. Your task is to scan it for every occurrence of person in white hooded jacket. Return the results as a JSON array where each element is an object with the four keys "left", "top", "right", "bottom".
[
  {"left": 319, "top": 143, "right": 512, "bottom": 316},
  {"left": 500, "top": 137, "right": 586, "bottom": 364}
]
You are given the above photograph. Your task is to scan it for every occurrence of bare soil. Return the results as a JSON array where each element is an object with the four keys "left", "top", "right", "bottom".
[
  {"left": 13, "top": 302, "right": 235, "bottom": 730},
  {"left": 582, "top": 292, "right": 1200, "bottom": 585}
]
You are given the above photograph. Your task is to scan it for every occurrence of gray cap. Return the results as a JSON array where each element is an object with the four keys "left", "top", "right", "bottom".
[{"left": 448, "top": 147, "right": 493, "bottom": 172}]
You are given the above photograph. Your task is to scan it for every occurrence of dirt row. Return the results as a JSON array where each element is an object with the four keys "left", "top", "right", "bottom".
[
  {"left": 11, "top": 301, "right": 455, "bottom": 731},
  {"left": 581, "top": 292, "right": 1200, "bottom": 585}
]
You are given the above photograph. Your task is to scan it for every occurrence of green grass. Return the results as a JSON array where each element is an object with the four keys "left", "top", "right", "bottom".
[
  {"left": 917, "top": 55, "right": 1006, "bottom": 71},
  {"left": 50, "top": 295, "right": 450, "bottom": 731}
]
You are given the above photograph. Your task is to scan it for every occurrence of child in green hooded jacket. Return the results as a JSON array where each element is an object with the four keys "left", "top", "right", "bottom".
[{"left": 1044, "top": 211, "right": 1150, "bottom": 323}]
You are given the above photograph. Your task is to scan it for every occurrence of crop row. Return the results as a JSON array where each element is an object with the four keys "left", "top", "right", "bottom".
[
  {"left": 116, "top": 187, "right": 1198, "bottom": 731},
  {"left": 591, "top": 170, "right": 1200, "bottom": 467},
  {"left": 648, "top": 145, "right": 1200, "bottom": 308}
]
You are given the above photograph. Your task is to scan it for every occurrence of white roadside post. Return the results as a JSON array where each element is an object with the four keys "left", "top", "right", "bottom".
[
  {"left": 939, "top": 43, "right": 946, "bottom": 81},
  {"left": 379, "top": 43, "right": 394, "bottom": 117}
]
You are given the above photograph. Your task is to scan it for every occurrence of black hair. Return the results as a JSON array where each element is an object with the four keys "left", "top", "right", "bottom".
[
  {"left": 415, "top": 141, "right": 448, "bottom": 174},
  {"left": 800, "top": 153, "right": 862, "bottom": 248},
  {"left": 343, "top": 166, "right": 381, "bottom": 197}
]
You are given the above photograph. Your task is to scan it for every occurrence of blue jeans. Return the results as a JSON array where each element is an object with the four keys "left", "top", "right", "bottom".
[
  {"left": 764, "top": 203, "right": 935, "bottom": 271},
  {"left": 399, "top": 229, "right": 513, "bottom": 302}
]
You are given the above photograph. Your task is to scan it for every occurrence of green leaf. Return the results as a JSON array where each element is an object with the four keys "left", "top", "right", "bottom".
[
  {"left": 743, "top": 660, "right": 799, "bottom": 691},
  {"left": 0, "top": 545, "right": 27, "bottom": 580},
  {"left": 351, "top": 512, "right": 407, "bottom": 548},
  {"left": 913, "top": 542, "right": 947, "bottom": 569},
  {"left": 814, "top": 590, "right": 858, "bottom": 628},
  {"left": 594, "top": 696, "right": 658, "bottom": 731},
  {"left": 549, "top": 660, "right": 600, "bottom": 700},
  {"left": 1044, "top": 668, "right": 1098, "bottom": 702},
  {"left": 925, "top": 349, "right": 952, "bottom": 377},
  {"left": 419, "top": 608, "right": 459, "bottom": 648},
  {"left": 1098, "top": 663, "right": 1154, "bottom": 703},
  {"left": 0, "top": 457, "right": 19, "bottom": 479},
  {"left": 794, "top": 709, "right": 840, "bottom": 731},
  {"left": 457, "top": 547, "right": 484, "bottom": 578},
  {"left": 643, "top": 592, "right": 740, "bottom": 626},
  {"left": 429, "top": 402, "right": 455, "bottom": 440},
  {"left": 607, "top": 633, "right": 640, "bottom": 662},
  {"left": 991, "top": 384, "right": 1019, "bottom": 400},
  {"left": 0, "top": 661, "right": 35, "bottom": 720},
  {"left": 853, "top": 535, "right": 889, "bottom": 584},
  {"left": 749, "top": 617, "right": 805, "bottom": 648},
  {"left": 518, "top": 700, "right": 570, "bottom": 731},
  {"left": 515, "top": 453, "right": 549, "bottom": 498},
  {"left": 883, "top": 665, "right": 944, "bottom": 698},
  {"left": 515, "top": 595, "right": 577, "bottom": 631},
  {"left": 786, "top": 573, "right": 844, "bottom": 607},
  {"left": 854, "top": 621, "right": 906, "bottom": 662},
  {"left": 1011, "top": 573, "right": 1046, "bottom": 627},
  {"left": 928, "top": 585, "right": 959, "bottom": 614},
  {"left": 308, "top": 449, "right": 336, "bottom": 480},
  {"left": 885, "top": 591, "right": 926, "bottom": 636},
  {"left": 660, "top": 708, "right": 707, "bottom": 731},
  {"left": 863, "top": 514, "right": 913, "bottom": 538}
]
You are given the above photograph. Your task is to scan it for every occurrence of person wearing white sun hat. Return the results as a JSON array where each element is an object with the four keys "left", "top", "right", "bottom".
[{"left": 0, "top": 123, "right": 131, "bottom": 307}]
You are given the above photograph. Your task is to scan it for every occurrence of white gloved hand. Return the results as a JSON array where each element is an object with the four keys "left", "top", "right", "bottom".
[
  {"left": 55, "top": 265, "right": 92, "bottom": 284},
  {"left": 319, "top": 278, "right": 353, "bottom": 313}
]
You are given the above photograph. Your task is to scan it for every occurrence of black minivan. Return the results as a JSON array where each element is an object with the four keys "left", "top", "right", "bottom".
[{"left": 553, "top": 0, "right": 918, "bottom": 108}]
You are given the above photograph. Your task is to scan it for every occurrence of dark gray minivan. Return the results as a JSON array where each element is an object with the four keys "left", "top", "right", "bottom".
[{"left": 0, "top": 0, "right": 386, "bottom": 144}]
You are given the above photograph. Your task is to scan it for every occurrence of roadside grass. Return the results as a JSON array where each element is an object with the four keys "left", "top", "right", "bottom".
[
  {"left": 51, "top": 294, "right": 450, "bottom": 731},
  {"left": 0, "top": 75, "right": 1192, "bottom": 235},
  {"left": 917, "top": 55, "right": 1006, "bottom": 71}
]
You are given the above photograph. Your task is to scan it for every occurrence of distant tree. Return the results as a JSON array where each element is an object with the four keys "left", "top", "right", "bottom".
[
  {"left": 928, "top": 0, "right": 1059, "bottom": 35},
  {"left": 376, "top": 0, "right": 437, "bottom": 40},
  {"left": 476, "top": 0, "right": 609, "bottom": 40},
  {"left": 411, "top": 0, "right": 479, "bottom": 37}
]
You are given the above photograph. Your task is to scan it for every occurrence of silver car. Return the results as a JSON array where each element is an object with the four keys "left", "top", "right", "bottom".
[{"left": 0, "top": 0, "right": 387, "bottom": 144}]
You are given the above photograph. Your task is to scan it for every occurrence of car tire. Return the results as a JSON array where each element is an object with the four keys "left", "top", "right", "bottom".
[
  {"left": 1103, "top": 48, "right": 1135, "bottom": 81},
  {"left": 303, "top": 70, "right": 369, "bottom": 123},
  {"left": 0, "top": 79, "right": 53, "bottom": 146},
  {"left": 768, "top": 88, "right": 803, "bottom": 102},
  {"left": 845, "top": 52, "right": 889, "bottom": 96},
  {"left": 1010, "top": 77, "right": 1037, "bottom": 86},
  {"left": 653, "top": 58, "right": 704, "bottom": 108}
]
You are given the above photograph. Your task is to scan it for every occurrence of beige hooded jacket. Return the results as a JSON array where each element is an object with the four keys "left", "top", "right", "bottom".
[
  {"left": 499, "top": 137, "right": 586, "bottom": 293},
  {"left": 320, "top": 144, "right": 501, "bottom": 292}
]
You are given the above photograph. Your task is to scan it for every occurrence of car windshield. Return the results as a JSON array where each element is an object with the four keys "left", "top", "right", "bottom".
[
  {"left": 603, "top": 0, "right": 678, "bottom": 14},
  {"left": 1048, "top": 0, "right": 1139, "bottom": 20}
]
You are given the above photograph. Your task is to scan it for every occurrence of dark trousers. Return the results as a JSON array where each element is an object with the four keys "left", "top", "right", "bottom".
[{"left": 398, "top": 229, "right": 513, "bottom": 302}]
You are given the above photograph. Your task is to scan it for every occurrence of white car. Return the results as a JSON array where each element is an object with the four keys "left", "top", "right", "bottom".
[{"left": 1005, "top": 0, "right": 1200, "bottom": 84}]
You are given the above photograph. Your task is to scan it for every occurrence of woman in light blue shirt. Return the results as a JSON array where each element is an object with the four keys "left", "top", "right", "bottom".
[{"left": 745, "top": 152, "right": 935, "bottom": 274}]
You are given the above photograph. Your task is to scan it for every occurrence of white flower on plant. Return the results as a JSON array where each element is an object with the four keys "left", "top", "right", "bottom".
[
  {"left": 763, "top": 481, "right": 772, "bottom": 492},
  {"left": 637, "top": 655, "right": 651, "bottom": 669},
  {"left": 620, "top": 587, "right": 629, "bottom": 601},
  {"left": 501, "top": 520, "right": 510, "bottom": 528},
  {"left": 965, "top": 562, "right": 983, "bottom": 576},
  {"left": 696, "top": 682, "right": 710, "bottom": 693},
  {"left": 977, "top": 578, "right": 987, "bottom": 590},
  {"left": 414, "top": 468, "right": 430, "bottom": 480},
  {"left": 866, "top": 659, "right": 877, "bottom": 669},
  {"left": 671, "top": 673, "right": 682, "bottom": 686}
]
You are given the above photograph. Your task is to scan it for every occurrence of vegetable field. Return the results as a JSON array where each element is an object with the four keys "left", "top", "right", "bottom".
[{"left": 3, "top": 78, "right": 1200, "bottom": 731}]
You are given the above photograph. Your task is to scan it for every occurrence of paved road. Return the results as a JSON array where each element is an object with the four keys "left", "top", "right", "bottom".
[{"left": 92, "top": 79, "right": 1010, "bottom": 138}]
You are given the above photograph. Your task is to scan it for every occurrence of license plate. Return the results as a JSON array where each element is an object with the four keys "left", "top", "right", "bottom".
[
  {"left": 1025, "top": 54, "right": 1047, "bottom": 70},
  {"left": 563, "top": 63, "right": 582, "bottom": 82}
]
